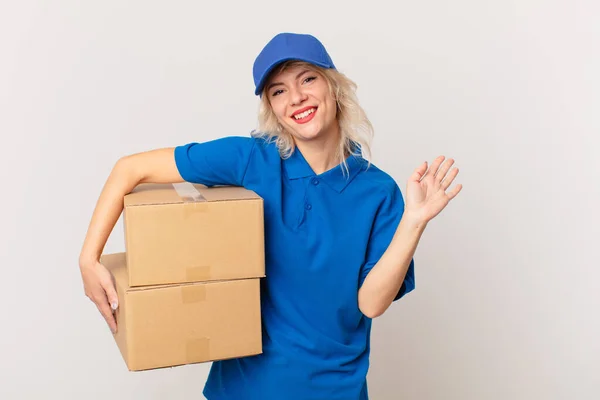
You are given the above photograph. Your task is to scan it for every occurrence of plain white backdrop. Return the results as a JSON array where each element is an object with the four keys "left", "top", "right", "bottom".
[{"left": 1, "top": 1, "right": 598, "bottom": 399}]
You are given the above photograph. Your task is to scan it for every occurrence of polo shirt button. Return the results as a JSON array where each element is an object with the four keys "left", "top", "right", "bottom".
[
  {"left": 305, "top": 203, "right": 312, "bottom": 210},
  {"left": 311, "top": 178, "right": 319, "bottom": 185}
]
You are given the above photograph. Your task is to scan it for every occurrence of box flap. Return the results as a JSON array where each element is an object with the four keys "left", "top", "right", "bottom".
[
  {"left": 198, "top": 186, "right": 261, "bottom": 202},
  {"left": 100, "top": 252, "right": 264, "bottom": 292},
  {"left": 124, "top": 183, "right": 260, "bottom": 207}
]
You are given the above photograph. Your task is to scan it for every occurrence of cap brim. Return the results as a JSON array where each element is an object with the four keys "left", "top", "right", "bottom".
[{"left": 254, "top": 56, "right": 334, "bottom": 96}]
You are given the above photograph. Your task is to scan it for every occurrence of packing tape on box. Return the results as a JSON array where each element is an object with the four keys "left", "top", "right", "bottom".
[
  {"left": 186, "top": 265, "right": 211, "bottom": 281},
  {"left": 172, "top": 182, "right": 209, "bottom": 216},
  {"left": 186, "top": 337, "right": 210, "bottom": 362},
  {"left": 172, "top": 182, "right": 206, "bottom": 202},
  {"left": 184, "top": 201, "right": 208, "bottom": 217},
  {"left": 181, "top": 284, "right": 207, "bottom": 303}
]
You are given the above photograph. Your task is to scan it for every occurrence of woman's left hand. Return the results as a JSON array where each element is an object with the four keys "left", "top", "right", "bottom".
[{"left": 404, "top": 156, "right": 463, "bottom": 225}]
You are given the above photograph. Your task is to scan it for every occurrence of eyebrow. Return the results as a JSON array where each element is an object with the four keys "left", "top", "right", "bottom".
[{"left": 266, "top": 69, "right": 311, "bottom": 92}]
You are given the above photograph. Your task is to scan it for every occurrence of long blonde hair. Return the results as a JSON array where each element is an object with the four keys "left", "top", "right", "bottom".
[{"left": 250, "top": 61, "right": 374, "bottom": 175}]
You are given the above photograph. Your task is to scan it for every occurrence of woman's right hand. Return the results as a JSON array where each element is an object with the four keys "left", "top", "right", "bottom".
[
  {"left": 80, "top": 260, "right": 119, "bottom": 334},
  {"left": 78, "top": 147, "right": 184, "bottom": 334}
]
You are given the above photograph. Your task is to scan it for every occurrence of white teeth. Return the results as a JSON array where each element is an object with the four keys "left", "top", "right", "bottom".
[{"left": 293, "top": 108, "right": 315, "bottom": 120}]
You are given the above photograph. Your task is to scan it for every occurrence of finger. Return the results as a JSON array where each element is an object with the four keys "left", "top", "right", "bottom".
[
  {"left": 94, "top": 293, "right": 117, "bottom": 333},
  {"left": 440, "top": 167, "right": 459, "bottom": 190},
  {"left": 435, "top": 158, "right": 455, "bottom": 182},
  {"left": 408, "top": 161, "right": 428, "bottom": 182},
  {"left": 421, "top": 156, "right": 445, "bottom": 181},
  {"left": 102, "top": 278, "right": 119, "bottom": 313},
  {"left": 446, "top": 183, "right": 463, "bottom": 200}
]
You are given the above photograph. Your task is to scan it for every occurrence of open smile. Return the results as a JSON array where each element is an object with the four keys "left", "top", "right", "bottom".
[{"left": 291, "top": 107, "right": 317, "bottom": 124}]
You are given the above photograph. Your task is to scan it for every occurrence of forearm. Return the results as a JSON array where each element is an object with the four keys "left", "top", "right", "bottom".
[
  {"left": 358, "top": 213, "right": 426, "bottom": 318},
  {"left": 79, "top": 157, "right": 141, "bottom": 267}
]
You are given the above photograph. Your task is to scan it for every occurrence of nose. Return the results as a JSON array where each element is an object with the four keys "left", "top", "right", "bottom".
[{"left": 289, "top": 85, "right": 307, "bottom": 106}]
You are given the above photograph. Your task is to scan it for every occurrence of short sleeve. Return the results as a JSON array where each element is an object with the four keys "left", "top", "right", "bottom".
[
  {"left": 359, "top": 182, "right": 416, "bottom": 301},
  {"left": 174, "top": 136, "right": 256, "bottom": 187}
]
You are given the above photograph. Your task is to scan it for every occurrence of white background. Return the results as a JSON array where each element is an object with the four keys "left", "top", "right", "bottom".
[{"left": 1, "top": 1, "right": 598, "bottom": 399}]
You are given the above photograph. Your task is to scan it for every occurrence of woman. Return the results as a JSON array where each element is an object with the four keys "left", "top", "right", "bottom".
[{"left": 79, "top": 32, "right": 462, "bottom": 399}]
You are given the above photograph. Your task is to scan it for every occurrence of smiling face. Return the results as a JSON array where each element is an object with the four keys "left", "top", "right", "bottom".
[{"left": 265, "top": 63, "right": 339, "bottom": 144}]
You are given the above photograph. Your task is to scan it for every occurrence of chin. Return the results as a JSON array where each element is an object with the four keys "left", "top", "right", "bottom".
[
  {"left": 291, "top": 120, "right": 337, "bottom": 142},
  {"left": 291, "top": 127, "right": 324, "bottom": 142}
]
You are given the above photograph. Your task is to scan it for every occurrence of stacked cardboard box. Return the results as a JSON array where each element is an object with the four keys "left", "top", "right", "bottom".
[{"left": 100, "top": 182, "right": 265, "bottom": 371}]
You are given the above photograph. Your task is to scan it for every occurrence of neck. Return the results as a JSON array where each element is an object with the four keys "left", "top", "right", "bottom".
[{"left": 294, "top": 127, "right": 343, "bottom": 175}]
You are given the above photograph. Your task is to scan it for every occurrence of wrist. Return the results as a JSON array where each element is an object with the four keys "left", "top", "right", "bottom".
[
  {"left": 79, "top": 252, "right": 99, "bottom": 270},
  {"left": 400, "top": 210, "right": 428, "bottom": 231}
]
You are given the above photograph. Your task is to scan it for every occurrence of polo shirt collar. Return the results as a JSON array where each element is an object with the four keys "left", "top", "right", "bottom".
[{"left": 284, "top": 146, "right": 366, "bottom": 193}]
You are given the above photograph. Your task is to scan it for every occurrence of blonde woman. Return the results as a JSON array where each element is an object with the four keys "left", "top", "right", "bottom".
[{"left": 79, "top": 32, "right": 462, "bottom": 400}]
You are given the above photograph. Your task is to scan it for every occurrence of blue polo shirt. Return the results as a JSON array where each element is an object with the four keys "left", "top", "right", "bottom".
[{"left": 174, "top": 135, "right": 415, "bottom": 400}]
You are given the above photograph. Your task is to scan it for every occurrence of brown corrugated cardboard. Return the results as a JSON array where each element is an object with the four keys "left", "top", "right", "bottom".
[
  {"left": 101, "top": 252, "right": 263, "bottom": 371},
  {"left": 123, "top": 183, "right": 265, "bottom": 287}
]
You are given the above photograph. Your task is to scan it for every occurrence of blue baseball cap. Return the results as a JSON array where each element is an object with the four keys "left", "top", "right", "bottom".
[{"left": 253, "top": 33, "right": 336, "bottom": 96}]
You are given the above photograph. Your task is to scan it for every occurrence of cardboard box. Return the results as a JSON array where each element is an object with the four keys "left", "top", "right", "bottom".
[
  {"left": 101, "top": 252, "right": 263, "bottom": 371},
  {"left": 123, "top": 183, "right": 265, "bottom": 287}
]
